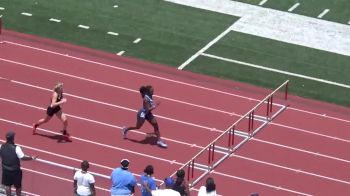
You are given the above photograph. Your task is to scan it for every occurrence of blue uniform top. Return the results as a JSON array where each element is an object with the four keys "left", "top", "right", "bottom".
[
  {"left": 140, "top": 174, "right": 157, "bottom": 196},
  {"left": 110, "top": 168, "right": 137, "bottom": 195}
]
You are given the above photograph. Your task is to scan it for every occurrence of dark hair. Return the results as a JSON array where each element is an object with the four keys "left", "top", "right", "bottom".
[
  {"left": 139, "top": 85, "right": 153, "bottom": 98},
  {"left": 176, "top": 169, "right": 185, "bottom": 179},
  {"left": 143, "top": 165, "right": 154, "bottom": 175},
  {"left": 81, "top": 160, "right": 89, "bottom": 172},
  {"left": 205, "top": 177, "right": 216, "bottom": 192}
]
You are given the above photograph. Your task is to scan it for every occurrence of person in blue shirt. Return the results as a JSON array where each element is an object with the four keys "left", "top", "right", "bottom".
[
  {"left": 110, "top": 159, "right": 137, "bottom": 196},
  {"left": 122, "top": 85, "right": 167, "bottom": 148},
  {"left": 140, "top": 165, "right": 157, "bottom": 196}
]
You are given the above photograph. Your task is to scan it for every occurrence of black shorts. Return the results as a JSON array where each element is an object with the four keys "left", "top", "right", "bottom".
[
  {"left": 2, "top": 169, "right": 22, "bottom": 188},
  {"left": 137, "top": 109, "right": 154, "bottom": 123},
  {"left": 46, "top": 106, "right": 61, "bottom": 117}
]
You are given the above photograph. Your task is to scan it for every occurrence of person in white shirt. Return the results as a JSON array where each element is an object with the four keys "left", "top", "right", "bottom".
[
  {"left": 198, "top": 177, "right": 216, "bottom": 196},
  {"left": 151, "top": 177, "right": 180, "bottom": 196},
  {"left": 74, "top": 160, "right": 96, "bottom": 196}
]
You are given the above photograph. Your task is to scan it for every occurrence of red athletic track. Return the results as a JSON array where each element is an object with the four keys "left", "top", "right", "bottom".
[{"left": 0, "top": 30, "right": 350, "bottom": 196}]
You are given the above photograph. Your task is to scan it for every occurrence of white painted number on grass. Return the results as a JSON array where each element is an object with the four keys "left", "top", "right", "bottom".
[
  {"left": 288, "top": 3, "right": 300, "bottom": 12},
  {"left": 133, "top": 38, "right": 142, "bottom": 44},
  {"left": 117, "top": 51, "right": 125, "bottom": 56},
  {"left": 107, "top": 31, "right": 119, "bottom": 36},
  {"left": 49, "top": 18, "right": 61, "bottom": 23},
  {"left": 21, "top": 12, "right": 32, "bottom": 16},
  {"left": 78, "top": 25, "right": 90, "bottom": 29},
  {"left": 318, "top": 9, "right": 330, "bottom": 18},
  {"left": 259, "top": 0, "right": 268, "bottom": 6}
]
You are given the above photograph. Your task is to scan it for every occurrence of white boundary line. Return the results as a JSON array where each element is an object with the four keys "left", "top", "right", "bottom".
[
  {"left": 2, "top": 40, "right": 350, "bottom": 123},
  {"left": 258, "top": 0, "right": 268, "bottom": 6},
  {"left": 318, "top": 9, "right": 330, "bottom": 18},
  {"left": 232, "top": 154, "right": 350, "bottom": 185},
  {"left": 202, "top": 53, "right": 350, "bottom": 89},
  {"left": 177, "top": 23, "right": 234, "bottom": 70},
  {"left": 213, "top": 170, "right": 312, "bottom": 196}
]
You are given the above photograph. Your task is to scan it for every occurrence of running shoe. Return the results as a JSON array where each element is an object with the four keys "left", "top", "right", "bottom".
[
  {"left": 157, "top": 140, "right": 168, "bottom": 148},
  {"left": 32, "top": 124, "right": 38, "bottom": 135},
  {"left": 122, "top": 127, "right": 127, "bottom": 139}
]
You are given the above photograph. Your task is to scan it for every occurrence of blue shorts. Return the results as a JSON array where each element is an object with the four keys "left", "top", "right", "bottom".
[{"left": 137, "top": 109, "right": 154, "bottom": 122}]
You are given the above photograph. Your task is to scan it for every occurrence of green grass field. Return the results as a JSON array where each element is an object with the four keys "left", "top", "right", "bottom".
[{"left": 0, "top": 0, "right": 349, "bottom": 107}]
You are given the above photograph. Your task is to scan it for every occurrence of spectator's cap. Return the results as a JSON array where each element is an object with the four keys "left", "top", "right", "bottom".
[
  {"left": 120, "top": 159, "right": 129, "bottom": 169},
  {"left": 164, "top": 177, "right": 175, "bottom": 187},
  {"left": 6, "top": 131, "right": 15, "bottom": 141}
]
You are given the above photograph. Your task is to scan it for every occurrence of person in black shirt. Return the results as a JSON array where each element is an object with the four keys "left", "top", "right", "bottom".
[
  {"left": 33, "top": 82, "right": 71, "bottom": 141},
  {"left": 0, "top": 131, "right": 36, "bottom": 196}
]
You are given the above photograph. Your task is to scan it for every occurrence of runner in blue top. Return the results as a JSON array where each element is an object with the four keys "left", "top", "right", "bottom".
[{"left": 122, "top": 85, "right": 167, "bottom": 148}]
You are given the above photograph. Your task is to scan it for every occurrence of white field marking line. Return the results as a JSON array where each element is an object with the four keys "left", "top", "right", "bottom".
[
  {"left": 258, "top": 0, "right": 268, "bottom": 6},
  {"left": 107, "top": 31, "right": 119, "bottom": 36},
  {"left": 3, "top": 41, "right": 350, "bottom": 123},
  {"left": 49, "top": 18, "right": 61, "bottom": 23},
  {"left": 0, "top": 137, "right": 162, "bottom": 183},
  {"left": 288, "top": 3, "right": 300, "bottom": 12},
  {"left": 0, "top": 59, "right": 223, "bottom": 131},
  {"left": 78, "top": 24, "right": 90, "bottom": 29},
  {"left": 113, "top": 5, "right": 118, "bottom": 8},
  {"left": 23, "top": 167, "right": 110, "bottom": 192},
  {"left": 252, "top": 138, "right": 350, "bottom": 164},
  {"left": 178, "top": 23, "right": 234, "bottom": 70},
  {"left": 232, "top": 154, "right": 350, "bottom": 185},
  {"left": 133, "top": 38, "right": 142, "bottom": 44},
  {"left": 318, "top": 9, "right": 330, "bottom": 18},
  {"left": 0, "top": 97, "right": 203, "bottom": 147},
  {"left": 212, "top": 170, "right": 312, "bottom": 196},
  {"left": 117, "top": 50, "right": 125, "bottom": 56},
  {"left": 0, "top": 117, "right": 186, "bottom": 166},
  {"left": 21, "top": 12, "right": 32, "bottom": 16},
  {"left": 270, "top": 122, "right": 350, "bottom": 143},
  {"left": 202, "top": 53, "right": 350, "bottom": 89},
  {"left": 0, "top": 7, "right": 5, "bottom": 10}
]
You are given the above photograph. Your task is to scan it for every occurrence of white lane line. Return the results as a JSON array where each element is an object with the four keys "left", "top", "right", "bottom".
[
  {"left": 133, "top": 38, "right": 142, "bottom": 44},
  {"left": 288, "top": 3, "right": 300, "bottom": 12},
  {"left": 0, "top": 117, "right": 187, "bottom": 165},
  {"left": 23, "top": 167, "right": 110, "bottom": 192},
  {"left": 117, "top": 50, "right": 125, "bottom": 56},
  {"left": 78, "top": 24, "right": 90, "bottom": 29},
  {"left": 213, "top": 170, "right": 312, "bottom": 196},
  {"left": 49, "top": 18, "right": 61, "bottom": 23},
  {"left": 233, "top": 154, "right": 350, "bottom": 185},
  {"left": 107, "top": 31, "right": 119, "bottom": 36},
  {"left": 178, "top": 23, "right": 234, "bottom": 70},
  {"left": 318, "top": 9, "right": 330, "bottom": 18},
  {"left": 253, "top": 138, "right": 350, "bottom": 164},
  {"left": 202, "top": 53, "right": 350, "bottom": 89},
  {"left": 9, "top": 78, "right": 348, "bottom": 145},
  {"left": 3, "top": 41, "right": 350, "bottom": 123},
  {"left": 258, "top": 0, "right": 268, "bottom": 6},
  {"left": 0, "top": 97, "right": 213, "bottom": 146},
  {"left": 21, "top": 12, "right": 32, "bottom": 16}
]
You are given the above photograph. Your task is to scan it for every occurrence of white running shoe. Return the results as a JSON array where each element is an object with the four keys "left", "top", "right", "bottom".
[
  {"left": 157, "top": 140, "right": 168, "bottom": 148},
  {"left": 122, "top": 127, "right": 127, "bottom": 139}
]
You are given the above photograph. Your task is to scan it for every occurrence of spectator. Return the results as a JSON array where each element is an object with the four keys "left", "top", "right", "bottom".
[
  {"left": 198, "top": 177, "right": 216, "bottom": 196},
  {"left": 74, "top": 160, "right": 96, "bottom": 196},
  {"left": 110, "top": 159, "right": 137, "bottom": 196},
  {"left": 151, "top": 177, "right": 180, "bottom": 196},
  {"left": 173, "top": 169, "right": 190, "bottom": 196},
  {"left": 0, "top": 131, "right": 36, "bottom": 196},
  {"left": 140, "top": 165, "right": 157, "bottom": 196}
]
